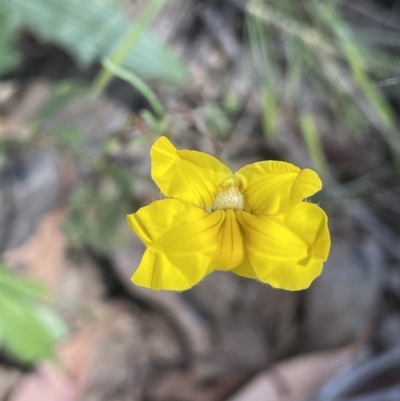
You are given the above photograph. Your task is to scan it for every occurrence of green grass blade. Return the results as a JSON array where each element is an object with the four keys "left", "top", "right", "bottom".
[
  {"left": 93, "top": 0, "right": 166, "bottom": 91},
  {"left": 103, "top": 58, "right": 164, "bottom": 117}
]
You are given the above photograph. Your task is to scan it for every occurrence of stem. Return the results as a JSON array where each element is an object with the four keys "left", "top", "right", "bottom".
[
  {"left": 102, "top": 58, "right": 164, "bottom": 117},
  {"left": 92, "top": 0, "right": 165, "bottom": 92}
]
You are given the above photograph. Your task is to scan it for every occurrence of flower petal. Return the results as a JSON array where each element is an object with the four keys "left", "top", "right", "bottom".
[
  {"left": 127, "top": 199, "right": 223, "bottom": 290},
  {"left": 234, "top": 161, "right": 322, "bottom": 215},
  {"left": 230, "top": 253, "right": 257, "bottom": 279},
  {"left": 236, "top": 203, "right": 330, "bottom": 290},
  {"left": 132, "top": 249, "right": 210, "bottom": 291},
  {"left": 151, "top": 136, "right": 232, "bottom": 209},
  {"left": 285, "top": 202, "right": 330, "bottom": 261},
  {"left": 210, "top": 209, "right": 244, "bottom": 271}
]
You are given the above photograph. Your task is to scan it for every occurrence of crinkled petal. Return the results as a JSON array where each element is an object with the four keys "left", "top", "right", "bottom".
[
  {"left": 285, "top": 202, "right": 330, "bottom": 261},
  {"left": 236, "top": 203, "right": 330, "bottom": 290},
  {"left": 151, "top": 136, "right": 232, "bottom": 209},
  {"left": 127, "top": 199, "right": 223, "bottom": 290},
  {"left": 234, "top": 161, "right": 322, "bottom": 215},
  {"left": 210, "top": 209, "right": 244, "bottom": 271}
]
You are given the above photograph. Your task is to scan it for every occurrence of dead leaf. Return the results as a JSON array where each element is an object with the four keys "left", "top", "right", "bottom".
[
  {"left": 8, "top": 363, "right": 78, "bottom": 401},
  {"left": 227, "top": 343, "right": 359, "bottom": 401},
  {"left": 4, "top": 209, "right": 67, "bottom": 290}
]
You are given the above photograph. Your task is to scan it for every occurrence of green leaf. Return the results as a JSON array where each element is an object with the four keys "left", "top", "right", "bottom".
[
  {"left": 0, "top": 12, "right": 21, "bottom": 75},
  {"left": 0, "top": 266, "right": 48, "bottom": 299},
  {"left": 0, "top": 265, "right": 67, "bottom": 363},
  {"left": 0, "top": 0, "right": 187, "bottom": 82}
]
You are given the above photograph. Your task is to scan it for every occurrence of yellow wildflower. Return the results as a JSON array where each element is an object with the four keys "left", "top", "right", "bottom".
[{"left": 127, "top": 136, "right": 330, "bottom": 291}]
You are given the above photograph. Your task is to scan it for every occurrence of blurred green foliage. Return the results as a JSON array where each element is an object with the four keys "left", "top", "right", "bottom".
[
  {"left": 199, "top": 102, "right": 232, "bottom": 140},
  {"left": 0, "top": 264, "right": 67, "bottom": 364},
  {"left": 94, "top": 0, "right": 168, "bottom": 92},
  {"left": 64, "top": 166, "right": 132, "bottom": 251},
  {"left": 0, "top": 13, "right": 21, "bottom": 75},
  {"left": 245, "top": 0, "right": 400, "bottom": 171},
  {"left": 0, "top": 0, "right": 187, "bottom": 82}
]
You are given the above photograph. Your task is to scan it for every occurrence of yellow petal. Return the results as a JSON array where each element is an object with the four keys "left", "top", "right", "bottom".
[
  {"left": 132, "top": 249, "right": 211, "bottom": 291},
  {"left": 285, "top": 202, "right": 330, "bottom": 261},
  {"left": 236, "top": 204, "right": 330, "bottom": 290},
  {"left": 258, "top": 257, "right": 324, "bottom": 291},
  {"left": 151, "top": 136, "right": 232, "bottom": 209},
  {"left": 127, "top": 199, "right": 223, "bottom": 290},
  {"left": 230, "top": 252, "right": 257, "bottom": 279},
  {"left": 234, "top": 161, "right": 322, "bottom": 215},
  {"left": 210, "top": 209, "right": 244, "bottom": 271}
]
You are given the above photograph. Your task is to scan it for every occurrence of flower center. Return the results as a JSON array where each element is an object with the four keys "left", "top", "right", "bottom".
[{"left": 212, "top": 179, "right": 244, "bottom": 210}]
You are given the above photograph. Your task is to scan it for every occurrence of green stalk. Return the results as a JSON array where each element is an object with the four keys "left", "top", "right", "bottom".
[
  {"left": 103, "top": 58, "right": 164, "bottom": 117},
  {"left": 92, "top": 0, "right": 165, "bottom": 92}
]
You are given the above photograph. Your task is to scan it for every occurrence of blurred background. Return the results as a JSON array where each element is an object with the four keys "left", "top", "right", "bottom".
[{"left": 1, "top": 0, "right": 400, "bottom": 400}]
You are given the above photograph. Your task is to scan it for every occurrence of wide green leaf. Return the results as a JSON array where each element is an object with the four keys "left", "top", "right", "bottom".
[
  {"left": 0, "top": 0, "right": 187, "bottom": 82},
  {"left": 0, "top": 265, "right": 67, "bottom": 363},
  {"left": 0, "top": 12, "right": 21, "bottom": 75}
]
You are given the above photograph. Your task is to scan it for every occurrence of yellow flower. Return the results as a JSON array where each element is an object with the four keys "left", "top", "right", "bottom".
[{"left": 127, "top": 136, "right": 330, "bottom": 291}]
